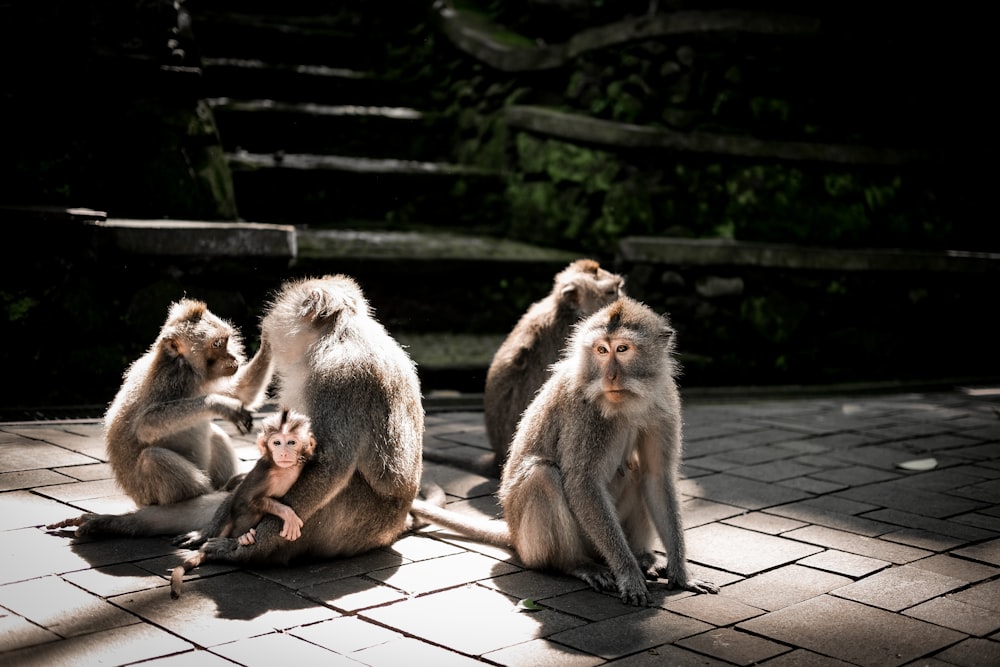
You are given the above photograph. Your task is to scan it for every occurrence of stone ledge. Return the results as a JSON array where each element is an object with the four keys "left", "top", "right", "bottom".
[
  {"left": 90, "top": 219, "right": 297, "bottom": 257},
  {"left": 618, "top": 237, "right": 1000, "bottom": 273},
  {"left": 505, "top": 106, "right": 924, "bottom": 166}
]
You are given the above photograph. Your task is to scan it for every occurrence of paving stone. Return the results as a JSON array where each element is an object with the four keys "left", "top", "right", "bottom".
[
  {"left": 482, "top": 568, "right": 589, "bottom": 600},
  {"left": 723, "top": 511, "right": 808, "bottom": 535},
  {"left": 782, "top": 525, "right": 932, "bottom": 564},
  {"left": 682, "top": 498, "right": 745, "bottom": 527},
  {"left": 290, "top": 615, "right": 403, "bottom": 653},
  {"left": 535, "top": 587, "right": 638, "bottom": 622},
  {"left": 0, "top": 469, "right": 75, "bottom": 491},
  {"left": 685, "top": 473, "right": 813, "bottom": 511},
  {"left": 361, "top": 584, "right": 584, "bottom": 656},
  {"left": 950, "top": 478, "right": 1000, "bottom": 503},
  {"left": 738, "top": 595, "right": 965, "bottom": 667},
  {"left": 548, "top": 607, "right": 712, "bottom": 660},
  {"left": 369, "top": 550, "right": 520, "bottom": 595},
  {"left": 0, "top": 490, "right": 87, "bottom": 531},
  {"left": 950, "top": 511, "right": 1000, "bottom": 533},
  {"left": 51, "top": 462, "right": 113, "bottom": 482},
  {"left": 483, "top": 638, "right": 605, "bottom": 666},
  {"left": 605, "top": 644, "right": 731, "bottom": 666},
  {"left": 715, "top": 444, "right": 801, "bottom": 466},
  {"left": 727, "top": 459, "right": 824, "bottom": 483},
  {"left": 388, "top": 532, "right": 466, "bottom": 560},
  {"left": 0, "top": 527, "right": 96, "bottom": 585},
  {"left": 826, "top": 446, "right": 923, "bottom": 471},
  {"left": 353, "top": 636, "right": 487, "bottom": 667},
  {"left": 766, "top": 497, "right": 894, "bottom": 537},
  {"left": 676, "top": 628, "right": 791, "bottom": 665},
  {"left": 211, "top": 632, "right": 355, "bottom": 666},
  {"left": 904, "top": 596, "right": 1000, "bottom": 636},
  {"left": 423, "top": 460, "right": 498, "bottom": 499},
  {"left": 0, "top": 621, "right": 193, "bottom": 666},
  {"left": 0, "top": 610, "right": 59, "bottom": 653},
  {"left": 880, "top": 528, "right": 965, "bottom": 552},
  {"left": 953, "top": 537, "right": 1000, "bottom": 567},
  {"left": 779, "top": 476, "right": 849, "bottom": 495},
  {"left": 112, "top": 571, "right": 338, "bottom": 647},
  {"left": 682, "top": 455, "right": 744, "bottom": 472},
  {"left": 62, "top": 562, "right": 171, "bottom": 597},
  {"left": 758, "top": 649, "right": 856, "bottom": 666},
  {"left": 796, "top": 550, "right": 890, "bottom": 578},
  {"left": 948, "top": 578, "right": 1000, "bottom": 613},
  {"left": 909, "top": 554, "right": 1000, "bottom": 583},
  {"left": 300, "top": 575, "right": 408, "bottom": 612},
  {"left": 831, "top": 564, "right": 966, "bottom": 611},
  {"left": 685, "top": 524, "right": 823, "bottom": 575},
  {"left": 722, "top": 564, "right": 853, "bottom": 611},
  {"left": 251, "top": 548, "right": 404, "bottom": 588},
  {"left": 809, "top": 465, "right": 903, "bottom": 486},
  {"left": 933, "top": 637, "right": 1000, "bottom": 667},
  {"left": 837, "top": 480, "right": 987, "bottom": 519},
  {"left": 33, "top": 478, "right": 123, "bottom": 503},
  {"left": 664, "top": 591, "right": 766, "bottom": 625},
  {"left": 0, "top": 440, "right": 98, "bottom": 472},
  {"left": 862, "top": 508, "right": 997, "bottom": 542}
]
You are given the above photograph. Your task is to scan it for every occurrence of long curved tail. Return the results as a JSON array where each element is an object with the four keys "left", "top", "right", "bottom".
[{"left": 409, "top": 498, "right": 512, "bottom": 547}]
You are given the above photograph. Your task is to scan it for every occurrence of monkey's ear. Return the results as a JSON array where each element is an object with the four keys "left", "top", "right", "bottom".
[
  {"left": 560, "top": 283, "right": 580, "bottom": 305},
  {"left": 257, "top": 433, "right": 269, "bottom": 457},
  {"left": 161, "top": 332, "right": 189, "bottom": 359}
]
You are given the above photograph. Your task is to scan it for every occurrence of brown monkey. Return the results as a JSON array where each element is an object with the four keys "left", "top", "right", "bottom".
[
  {"left": 104, "top": 299, "right": 272, "bottom": 506},
  {"left": 482, "top": 259, "right": 624, "bottom": 466},
  {"left": 170, "top": 408, "right": 316, "bottom": 597},
  {"left": 412, "top": 297, "right": 718, "bottom": 605},
  {"left": 54, "top": 275, "right": 426, "bottom": 568}
]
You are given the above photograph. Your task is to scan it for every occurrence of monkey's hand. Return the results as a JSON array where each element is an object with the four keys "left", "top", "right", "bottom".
[
  {"left": 617, "top": 571, "right": 654, "bottom": 606},
  {"left": 201, "top": 536, "right": 240, "bottom": 558},
  {"left": 207, "top": 394, "right": 254, "bottom": 434},
  {"left": 237, "top": 528, "right": 256, "bottom": 546},
  {"left": 277, "top": 509, "right": 304, "bottom": 541},
  {"left": 45, "top": 514, "right": 95, "bottom": 530}
]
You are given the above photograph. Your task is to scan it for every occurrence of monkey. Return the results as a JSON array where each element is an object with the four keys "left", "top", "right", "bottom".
[
  {"left": 52, "top": 275, "right": 427, "bottom": 569},
  {"left": 483, "top": 259, "right": 624, "bottom": 465},
  {"left": 169, "top": 407, "right": 316, "bottom": 597},
  {"left": 411, "top": 296, "right": 718, "bottom": 606},
  {"left": 103, "top": 298, "right": 272, "bottom": 506}
]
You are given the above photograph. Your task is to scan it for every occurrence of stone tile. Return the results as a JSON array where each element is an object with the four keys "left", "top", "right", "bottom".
[
  {"left": 681, "top": 455, "right": 743, "bottom": 473},
  {"left": 683, "top": 498, "right": 745, "bottom": 527},
  {"left": 831, "top": 565, "right": 965, "bottom": 611},
  {"left": 722, "top": 565, "right": 853, "bottom": 612},
  {"left": 727, "top": 459, "right": 823, "bottom": 483},
  {"left": 0, "top": 621, "right": 193, "bottom": 666},
  {"left": 797, "top": 550, "right": 890, "bottom": 579},
  {"left": 422, "top": 460, "right": 498, "bottom": 499},
  {"left": 361, "top": 585, "right": 584, "bottom": 655},
  {"left": 290, "top": 616, "right": 403, "bottom": 653},
  {"left": 354, "top": 636, "right": 486, "bottom": 667},
  {"left": 603, "top": 644, "right": 731, "bottom": 666},
  {"left": 0, "top": 527, "right": 94, "bottom": 585},
  {"left": 951, "top": 478, "right": 1000, "bottom": 503},
  {"left": 953, "top": 537, "right": 1000, "bottom": 567},
  {"left": 112, "top": 571, "right": 338, "bottom": 647},
  {"left": 251, "top": 548, "right": 404, "bottom": 588},
  {"left": 548, "top": 608, "right": 712, "bottom": 660},
  {"left": 904, "top": 597, "right": 1000, "bottom": 636},
  {"left": 880, "top": 528, "right": 965, "bottom": 552},
  {"left": 211, "top": 632, "right": 356, "bottom": 666},
  {"left": 758, "top": 649, "right": 856, "bottom": 666},
  {"left": 676, "top": 628, "right": 791, "bottom": 665},
  {"left": 684, "top": 473, "right": 812, "bottom": 511},
  {"left": 723, "top": 511, "right": 808, "bottom": 535},
  {"left": 664, "top": 591, "right": 765, "bottom": 625},
  {"left": 33, "top": 478, "right": 122, "bottom": 503},
  {"left": 909, "top": 554, "right": 1000, "bottom": 583},
  {"left": 300, "top": 575, "right": 408, "bottom": 612},
  {"left": 482, "top": 569, "right": 589, "bottom": 600},
  {"left": 0, "top": 469, "right": 75, "bottom": 491},
  {"left": 387, "top": 532, "right": 466, "bottom": 561},
  {"left": 484, "top": 638, "right": 604, "bottom": 667},
  {"left": 0, "top": 440, "right": 98, "bottom": 472},
  {"left": 951, "top": 511, "right": 1000, "bottom": 533},
  {"left": 949, "top": 578, "right": 1000, "bottom": 613},
  {"left": 715, "top": 444, "right": 800, "bottom": 466},
  {"left": 0, "top": 490, "right": 85, "bottom": 531},
  {"left": 52, "top": 462, "right": 113, "bottom": 482},
  {"left": 779, "top": 476, "right": 848, "bottom": 495},
  {"left": 809, "top": 465, "right": 902, "bottom": 485},
  {"left": 369, "top": 551, "right": 519, "bottom": 595},
  {"left": 542, "top": 588, "right": 640, "bottom": 622},
  {"left": 934, "top": 637, "right": 1000, "bottom": 667},
  {"left": 863, "top": 508, "right": 997, "bottom": 542},
  {"left": 738, "top": 595, "right": 965, "bottom": 667},
  {"left": 767, "top": 497, "right": 894, "bottom": 537},
  {"left": 62, "top": 562, "right": 171, "bottom": 597},
  {"left": 685, "top": 524, "right": 823, "bottom": 576},
  {"left": 142, "top": 650, "right": 254, "bottom": 666},
  {"left": 0, "top": 610, "right": 59, "bottom": 653},
  {"left": 837, "top": 481, "right": 986, "bottom": 519},
  {"left": 782, "top": 525, "right": 932, "bottom": 564}
]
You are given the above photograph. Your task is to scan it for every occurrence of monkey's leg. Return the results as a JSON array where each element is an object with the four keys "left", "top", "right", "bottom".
[
  {"left": 645, "top": 480, "right": 719, "bottom": 594},
  {"left": 131, "top": 447, "right": 216, "bottom": 505},
  {"left": 509, "top": 463, "right": 617, "bottom": 592},
  {"left": 206, "top": 423, "right": 240, "bottom": 489}
]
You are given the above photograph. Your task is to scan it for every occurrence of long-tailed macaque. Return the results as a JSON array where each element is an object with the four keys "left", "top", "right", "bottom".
[
  {"left": 105, "top": 299, "right": 272, "bottom": 505},
  {"left": 482, "top": 259, "right": 624, "bottom": 466},
  {"left": 170, "top": 408, "right": 316, "bottom": 597},
  {"left": 412, "top": 297, "right": 718, "bottom": 606},
  {"left": 52, "top": 275, "right": 426, "bottom": 568}
]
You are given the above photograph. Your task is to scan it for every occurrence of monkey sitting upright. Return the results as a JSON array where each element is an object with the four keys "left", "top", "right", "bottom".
[
  {"left": 412, "top": 296, "right": 718, "bottom": 606},
  {"left": 104, "top": 299, "right": 272, "bottom": 506},
  {"left": 170, "top": 408, "right": 316, "bottom": 598}
]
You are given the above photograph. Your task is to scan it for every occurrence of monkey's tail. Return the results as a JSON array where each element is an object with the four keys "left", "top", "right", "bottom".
[
  {"left": 169, "top": 551, "right": 203, "bottom": 599},
  {"left": 409, "top": 499, "right": 512, "bottom": 548}
]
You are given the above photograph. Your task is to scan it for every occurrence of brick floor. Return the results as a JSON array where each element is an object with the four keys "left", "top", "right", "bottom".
[{"left": 1, "top": 388, "right": 998, "bottom": 665}]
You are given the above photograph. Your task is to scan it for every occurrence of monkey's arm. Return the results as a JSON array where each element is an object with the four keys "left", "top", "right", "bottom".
[
  {"left": 229, "top": 336, "right": 272, "bottom": 408},
  {"left": 253, "top": 497, "right": 304, "bottom": 541},
  {"left": 136, "top": 394, "right": 253, "bottom": 439}
]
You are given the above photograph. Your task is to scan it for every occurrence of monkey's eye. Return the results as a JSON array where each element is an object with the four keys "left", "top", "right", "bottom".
[
  {"left": 213, "top": 338, "right": 225, "bottom": 349},
  {"left": 616, "top": 344, "right": 629, "bottom": 353},
  {"left": 595, "top": 345, "right": 609, "bottom": 355}
]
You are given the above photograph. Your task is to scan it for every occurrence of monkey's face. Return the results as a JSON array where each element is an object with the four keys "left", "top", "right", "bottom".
[
  {"left": 593, "top": 337, "right": 636, "bottom": 403},
  {"left": 265, "top": 432, "right": 303, "bottom": 468},
  {"left": 203, "top": 336, "right": 241, "bottom": 379}
]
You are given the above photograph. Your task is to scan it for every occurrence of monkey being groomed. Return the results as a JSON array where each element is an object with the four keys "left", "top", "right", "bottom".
[
  {"left": 49, "top": 274, "right": 427, "bottom": 569},
  {"left": 412, "top": 296, "right": 718, "bottom": 606},
  {"left": 170, "top": 408, "right": 316, "bottom": 598}
]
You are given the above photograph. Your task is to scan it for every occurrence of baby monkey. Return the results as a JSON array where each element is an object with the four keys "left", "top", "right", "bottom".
[{"left": 170, "top": 408, "right": 316, "bottom": 598}]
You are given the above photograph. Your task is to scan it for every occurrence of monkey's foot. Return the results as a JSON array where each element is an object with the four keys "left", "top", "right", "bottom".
[
  {"left": 637, "top": 552, "right": 669, "bottom": 580},
  {"left": 172, "top": 531, "right": 207, "bottom": 549},
  {"left": 670, "top": 577, "right": 720, "bottom": 595},
  {"left": 201, "top": 536, "right": 240, "bottom": 559},
  {"left": 571, "top": 562, "right": 617, "bottom": 593},
  {"left": 45, "top": 514, "right": 95, "bottom": 530}
]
